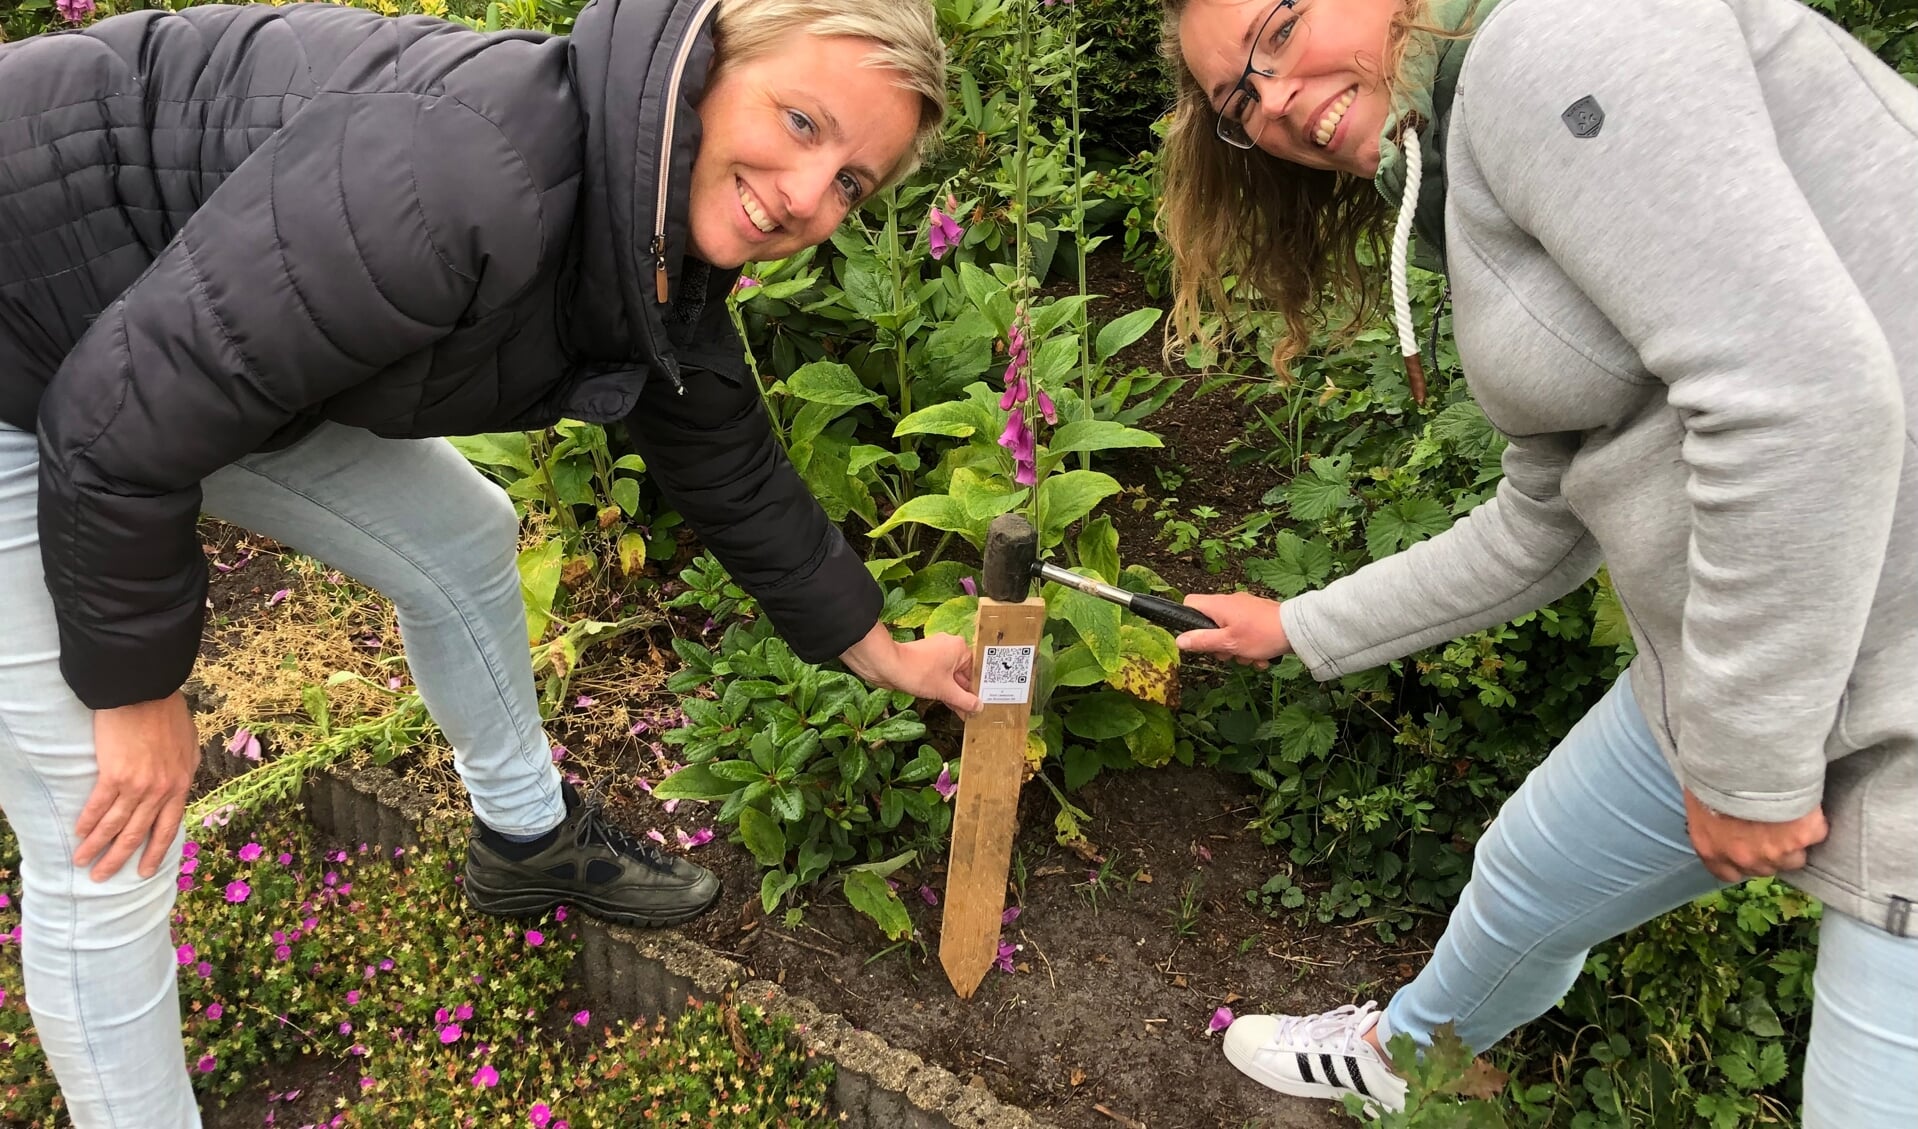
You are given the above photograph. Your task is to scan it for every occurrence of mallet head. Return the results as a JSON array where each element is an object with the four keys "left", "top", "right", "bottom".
[{"left": 981, "top": 514, "right": 1038, "bottom": 602}]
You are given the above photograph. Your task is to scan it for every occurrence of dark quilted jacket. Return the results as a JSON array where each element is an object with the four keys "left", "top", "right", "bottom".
[{"left": 0, "top": 0, "right": 882, "bottom": 709}]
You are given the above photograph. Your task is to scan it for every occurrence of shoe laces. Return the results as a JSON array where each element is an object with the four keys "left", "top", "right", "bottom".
[
  {"left": 572, "top": 787, "right": 677, "bottom": 873},
  {"left": 1270, "top": 1001, "right": 1383, "bottom": 1060}
]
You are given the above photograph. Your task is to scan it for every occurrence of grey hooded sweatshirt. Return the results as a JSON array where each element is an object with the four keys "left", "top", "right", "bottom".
[{"left": 1280, "top": 0, "right": 1916, "bottom": 934}]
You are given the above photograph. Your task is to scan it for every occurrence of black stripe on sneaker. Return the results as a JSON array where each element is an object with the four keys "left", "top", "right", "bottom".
[
  {"left": 1296, "top": 1053, "right": 1315, "bottom": 1083},
  {"left": 1346, "top": 1056, "right": 1373, "bottom": 1098},
  {"left": 1321, "top": 1054, "right": 1342, "bottom": 1088}
]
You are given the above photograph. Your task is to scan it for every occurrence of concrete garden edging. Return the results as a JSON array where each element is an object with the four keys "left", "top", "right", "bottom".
[{"left": 293, "top": 763, "right": 1065, "bottom": 1129}]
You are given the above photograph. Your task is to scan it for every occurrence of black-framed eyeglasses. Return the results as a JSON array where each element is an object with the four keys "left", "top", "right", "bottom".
[{"left": 1215, "top": 0, "right": 1306, "bottom": 150}]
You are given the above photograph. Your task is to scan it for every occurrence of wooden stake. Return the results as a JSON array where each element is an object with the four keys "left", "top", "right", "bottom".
[{"left": 940, "top": 595, "right": 1045, "bottom": 999}]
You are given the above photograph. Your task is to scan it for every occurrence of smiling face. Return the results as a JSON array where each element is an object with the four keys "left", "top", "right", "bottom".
[
  {"left": 1179, "top": 0, "right": 1402, "bottom": 177},
  {"left": 687, "top": 35, "right": 921, "bottom": 269}
]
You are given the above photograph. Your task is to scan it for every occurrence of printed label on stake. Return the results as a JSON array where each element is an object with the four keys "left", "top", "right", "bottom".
[{"left": 979, "top": 645, "right": 1036, "bottom": 705}]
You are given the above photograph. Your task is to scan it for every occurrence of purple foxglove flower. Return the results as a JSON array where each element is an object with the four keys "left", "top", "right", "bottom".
[
  {"left": 1014, "top": 454, "right": 1038, "bottom": 488},
  {"left": 226, "top": 728, "right": 261, "bottom": 762},
  {"left": 1208, "top": 1006, "right": 1234, "bottom": 1034},
  {"left": 1001, "top": 905, "right": 1022, "bottom": 925},
  {"left": 994, "top": 941, "right": 1020, "bottom": 973},
  {"left": 934, "top": 764, "right": 956, "bottom": 800},
  {"left": 918, "top": 885, "right": 939, "bottom": 905},
  {"left": 1036, "top": 389, "right": 1058, "bottom": 425},
  {"left": 959, "top": 576, "right": 977, "bottom": 597},
  {"left": 267, "top": 588, "right": 290, "bottom": 607},
  {"left": 927, "top": 207, "right": 965, "bottom": 260},
  {"left": 998, "top": 414, "right": 1029, "bottom": 454},
  {"left": 999, "top": 377, "right": 1027, "bottom": 411}
]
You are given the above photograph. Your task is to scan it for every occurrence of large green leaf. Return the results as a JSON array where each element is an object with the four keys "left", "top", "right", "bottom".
[
  {"left": 1064, "top": 692, "right": 1145, "bottom": 741},
  {"left": 738, "top": 806, "right": 787, "bottom": 867},
  {"left": 1123, "top": 704, "right": 1178, "bottom": 768},
  {"left": 1075, "top": 515, "right": 1121, "bottom": 585},
  {"left": 515, "top": 539, "right": 565, "bottom": 644},
  {"left": 1245, "top": 531, "right": 1335, "bottom": 598},
  {"left": 1036, "top": 471, "right": 1121, "bottom": 545},
  {"left": 1366, "top": 498, "right": 1454, "bottom": 560},
  {"left": 1040, "top": 421, "right": 1163, "bottom": 470},
  {"left": 923, "top": 595, "right": 978, "bottom": 642},
  {"left": 1048, "top": 585, "right": 1123, "bottom": 674},
  {"left": 1049, "top": 642, "right": 1110, "bottom": 688},
  {"left": 1270, "top": 704, "right": 1337, "bottom": 763},
  {"left": 1030, "top": 332, "right": 1082, "bottom": 389},
  {"left": 1287, "top": 456, "right": 1355, "bottom": 522},
  {"left": 653, "top": 764, "right": 736, "bottom": 802},
  {"left": 867, "top": 493, "right": 973, "bottom": 540},
  {"left": 448, "top": 432, "right": 535, "bottom": 477},
  {"left": 1095, "top": 307, "right": 1163, "bottom": 362},
  {"left": 894, "top": 399, "right": 994, "bottom": 439},
  {"left": 785, "top": 360, "right": 882, "bottom": 407},
  {"left": 842, "top": 870, "right": 913, "bottom": 941}
]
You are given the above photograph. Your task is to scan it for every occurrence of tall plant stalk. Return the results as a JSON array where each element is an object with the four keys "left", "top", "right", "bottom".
[{"left": 1068, "top": 2, "right": 1092, "bottom": 470}]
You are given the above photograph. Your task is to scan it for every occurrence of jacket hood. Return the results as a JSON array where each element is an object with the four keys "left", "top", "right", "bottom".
[{"left": 565, "top": 0, "right": 733, "bottom": 388}]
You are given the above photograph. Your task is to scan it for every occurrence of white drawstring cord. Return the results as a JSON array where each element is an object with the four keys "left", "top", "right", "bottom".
[{"left": 1388, "top": 127, "right": 1428, "bottom": 401}]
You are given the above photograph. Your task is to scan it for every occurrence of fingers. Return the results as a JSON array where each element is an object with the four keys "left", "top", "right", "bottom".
[
  {"left": 89, "top": 796, "right": 167, "bottom": 883},
  {"left": 1175, "top": 628, "right": 1236, "bottom": 654},
  {"left": 140, "top": 796, "right": 187, "bottom": 880},
  {"left": 71, "top": 787, "right": 134, "bottom": 870}
]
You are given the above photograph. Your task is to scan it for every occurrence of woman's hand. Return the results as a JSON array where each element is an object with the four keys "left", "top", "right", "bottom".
[
  {"left": 841, "top": 623, "right": 981, "bottom": 716},
  {"left": 1174, "top": 592, "right": 1292, "bottom": 670},
  {"left": 1683, "top": 790, "right": 1829, "bottom": 883},
  {"left": 76, "top": 692, "right": 200, "bottom": 882}
]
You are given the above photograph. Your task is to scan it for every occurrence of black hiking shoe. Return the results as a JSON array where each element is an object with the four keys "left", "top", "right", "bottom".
[{"left": 464, "top": 783, "right": 721, "bottom": 928}]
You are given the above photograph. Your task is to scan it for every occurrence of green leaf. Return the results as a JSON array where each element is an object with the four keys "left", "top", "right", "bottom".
[
  {"left": 759, "top": 869, "right": 798, "bottom": 915},
  {"left": 1365, "top": 498, "right": 1454, "bottom": 560},
  {"left": 848, "top": 445, "right": 895, "bottom": 476},
  {"left": 616, "top": 530, "right": 647, "bottom": 577},
  {"left": 1063, "top": 745, "right": 1103, "bottom": 790},
  {"left": 1049, "top": 642, "right": 1110, "bottom": 688},
  {"left": 738, "top": 807, "right": 787, "bottom": 867},
  {"left": 1244, "top": 531, "right": 1334, "bottom": 598},
  {"left": 1036, "top": 471, "right": 1122, "bottom": 545},
  {"left": 785, "top": 360, "right": 882, "bottom": 407},
  {"left": 1286, "top": 456, "right": 1354, "bottom": 522},
  {"left": 923, "top": 595, "right": 978, "bottom": 642},
  {"left": 1271, "top": 704, "right": 1337, "bottom": 763},
  {"left": 706, "top": 759, "right": 763, "bottom": 784},
  {"left": 1095, "top": 307, "right": 1163, "bottom": 362},
  {"left": 842, "top": 870, "right": 913, "bottom": 941},
  {"left": 867, "top": 493, "right": 974, "bottom": 540},
  {"left": 448, "top": 432, "right": 535, "bottom": 476},
  {"left": 1075, "top": 516, "right": 1121, "bottom": 585},
  {"left": 1040, "top": 421, "right": 1163, "bottom": 470},
  {"left": 770, "top": 786, "right": 805, "bottom": 823},
  {"left": 1030, "top": 294, "right": 1094, "bottom": 339},
  {"left": 897, "top": 746, "right": 943, "bottom": 784},
  {"left": 845, "top": 850, "right": 918, "bottom": 879},
  {"left": 653, "top": 764, "right": 735, "bottom": 801},
  {"left": 1048, "top": 585, "right": 1124, "bottom": 674},
  {"left": 1590, "top": 568, "right": 1636, "bottom": 649},
  {"left": 1064, "top": 692, "right": 1145, "bottom": 741},
  {"left": 515, "top": 538, "right": 565, "bottom": 644},
  {"left": 865, "top": 715, "right": 928, "bottom": 744},
  {"left": 894, "top": 398, "right": 993, "bottom": 439},
  {"left": 1123, "top": 704, "right": 1178, "bottom": 768}
]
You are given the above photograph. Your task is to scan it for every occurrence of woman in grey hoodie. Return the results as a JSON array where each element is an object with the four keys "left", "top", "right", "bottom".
[{"left": 1162, "top": 0, "right": 1916, "bottom": 1121}]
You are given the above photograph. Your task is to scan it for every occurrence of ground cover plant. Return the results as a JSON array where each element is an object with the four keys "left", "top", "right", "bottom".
[
  {"left": 9, "top": 0, "right": 1916, "bottom": 1126},
  {"left": 0, "top": 813, "right": 833, "bottom": 1128}
]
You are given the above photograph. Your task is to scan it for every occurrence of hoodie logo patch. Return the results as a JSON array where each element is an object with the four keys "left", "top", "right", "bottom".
[{"left": 1562, "top": 96, "right": 1605, "bottom": 138}]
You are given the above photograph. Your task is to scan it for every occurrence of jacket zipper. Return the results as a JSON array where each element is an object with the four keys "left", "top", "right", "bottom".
[{"left": 653, "top": 0, "right": 724, "bottom": 309}]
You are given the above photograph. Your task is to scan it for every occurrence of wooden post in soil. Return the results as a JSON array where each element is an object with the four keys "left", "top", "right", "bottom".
[{"left": 940, "top": 513, "right": 1045, "bottom": 999}]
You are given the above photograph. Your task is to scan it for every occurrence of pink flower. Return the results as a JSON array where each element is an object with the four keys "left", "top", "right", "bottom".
[
  {"left": 267, "top": 588, "right": 290, "bottom": 607},
  {"left": 455, "top": 1003, "right": 473, "bottom": 1021},
  {"left": 1208, "top": 1006, "right": 1235, "bottom": 1034},
  {"left": 56, "top": 0, "right": 96, "bottom": 24},
  {"left": 346, "top": 990, "right": 360, "bottom": 1005},
  {"left": 182, "top": 842, "right": 199, "bottom": 859},
  {"left": 927, "top": 207, "right": 965, "bottom": 260},
  {"left": 1036, "top": 388, "right": 1058, "bottom": 425},
  {"left": 176, "top": 943, "right": 196, "bottom": 966},
  {"left": 1002, "top": 905, "right": 1022, "bottom": 925},
  {"left": 676, "top": 827, "right": 714, "bottom": 849},
  {"left": 277, "top": 852, "right": 293, "bottom": 866},
  {"left": 918, "top": 885, "right": 939, "bottom": 906},
  {"left": 225, "top": 728, "right": 262, "bottom": 762},
  {"left": 999, "top": 376, "right": 1027, "bottom": 412},
  {"left": 555, "top": 906, "right": 568, "bottom": 922},
  {"left": 224, "top": 880, "right": 251, "bottom": 904},
  {"left": 196, "top": 961, "right": 212, "bottom": 978},
  {"left": 206, "top": 1003, "right": 223, "bottom": 1021},
  {"left": 960, "top": 576, "right": 977, "bottom": 597},
  {"left": 574, "top": 695, "right": 596, "bottom": 709},
  {"left": 472, "top": 1064, "right": 499, "bottom": 1089},
  {"left": 274, "top": 944, "right": 292, "bottom": 962},
  {"left": 994, "top": 941, "right": 1020, "bottom": 974},
  {"left": 733, "top": 276, "right": 761, "bottom": 293},
  {"left": 934, "top": 765, "right": 956, "bottom": 801},
  {"left": 530, "top": 1105, "right": 554, "bottom": 1129},
  {"left": 525, "top": 930, "right": 545, "bottom": 948},
  {"left": 180, "top": 857, "right": 198, "bottom": 875},
  {"left": 551, "top": 744, "right": 568, "bottom": 764},
  {"left": 572, "top": 1010, "right": 591, "bottom": 1027},
  {"left": 196, "top": 1054, "right": 217, "bottom": 1074},
  {"left": 238, "top": 843, "right": 263, "bottom": 862},
  {"left": 388, "top": 676, "right": 404, "bottom": 690},
  {"left": 439, "top": 1024, "right": 463, "bottom": 1044},
  {"left": 646, "top": 829, "right": 667, "bottom": 845}
]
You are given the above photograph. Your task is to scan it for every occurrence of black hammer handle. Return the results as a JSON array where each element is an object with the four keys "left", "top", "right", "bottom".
[
  {"left": 1031, "top": 562, "right": 1220, "bottom": 633},
  {"left": 1125, "top": 592, "right": 1220, "bottom": 634}
]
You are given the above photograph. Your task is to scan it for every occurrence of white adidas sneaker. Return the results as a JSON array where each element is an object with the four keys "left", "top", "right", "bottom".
[{"left": 1222, "top": 1001, "right": 1408, "bottom": 1116}]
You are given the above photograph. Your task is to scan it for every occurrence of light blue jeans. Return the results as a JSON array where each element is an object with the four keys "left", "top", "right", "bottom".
[
  {"left": 0, "top": 421, "right": 564, "bottom": 1128},
  {"left": 1377, "top": 676, "right": 1918, "bottom": 1126}
]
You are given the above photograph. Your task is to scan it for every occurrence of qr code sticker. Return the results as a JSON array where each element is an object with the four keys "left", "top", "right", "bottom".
[{"left": 979, "top": 645, "right": 1035, "bottom": 705}]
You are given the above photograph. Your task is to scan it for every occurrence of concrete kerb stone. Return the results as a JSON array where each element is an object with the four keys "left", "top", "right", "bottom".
[{"left": 292, "top": 763, "right": 1065, "bottom": 1129}]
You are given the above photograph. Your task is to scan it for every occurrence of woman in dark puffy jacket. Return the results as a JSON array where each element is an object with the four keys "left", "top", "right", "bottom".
[{"left": 0, "top": 1, "right": 974, "bottom": 1122}]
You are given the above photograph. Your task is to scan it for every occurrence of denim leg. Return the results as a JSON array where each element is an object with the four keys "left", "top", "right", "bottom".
[
  {"left": 0, "top": 424, "right": 201, "bottom": 1129},
  {"left": 1801, "top": 909, "right": 1918, "bottom": 1128},
  {"left": 1382, "top": 676, "right": 1728, "bottom": 1053},
  {"left": 199, "top": 424, "right": 564, "bottom": 836}
]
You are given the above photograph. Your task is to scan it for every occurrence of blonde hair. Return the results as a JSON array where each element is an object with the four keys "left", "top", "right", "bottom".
[
  {"left": 1158, "top": 0, "right": 1423, "bottom": 372},
  {"left": 714, "top": 0, "right": 948, "bottom": 183}
]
